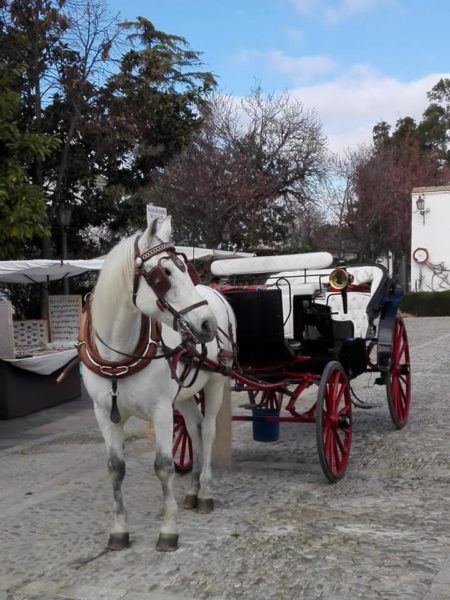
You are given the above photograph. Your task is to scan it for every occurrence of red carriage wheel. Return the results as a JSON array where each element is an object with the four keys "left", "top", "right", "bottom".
[
  {"left": 316, "top": 361, "right": 352, "bottom": 483},
  {"left": 385, "top": 316, "right": 411, "bottom": 429},
  {"left": 172, "top": 391, "right": 205, "bottom": 474}
]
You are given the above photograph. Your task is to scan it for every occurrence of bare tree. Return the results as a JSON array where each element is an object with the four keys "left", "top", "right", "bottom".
[{"left": 147, "top": 87, "right": 328, "bottom": 250}]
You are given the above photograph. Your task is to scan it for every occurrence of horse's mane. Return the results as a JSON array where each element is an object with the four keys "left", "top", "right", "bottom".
[{"left": 91, "top": 234, "right": 137, "bottom": 336}]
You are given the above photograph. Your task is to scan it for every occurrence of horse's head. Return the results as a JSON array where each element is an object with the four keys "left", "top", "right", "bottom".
[{"left": 133, "top": 216, "right": 217, "bottom": 344}]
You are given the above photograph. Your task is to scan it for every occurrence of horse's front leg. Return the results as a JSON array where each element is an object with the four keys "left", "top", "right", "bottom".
[
  {"left": 197, "top": 377, "right": 229, "bottom": 514},
  {"left": 94, "top": 404, "right": 130, "bottom": 550},
  {"left": 153, "top": 404, "right": 179, "bottom": 551},
  {"left": 174, "top": 396, "right": 203, "bottom": 510}
]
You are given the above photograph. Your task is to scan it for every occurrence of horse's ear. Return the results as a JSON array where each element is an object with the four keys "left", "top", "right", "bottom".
[
  {"left": 140, "top": 215, "right": 172, "bottom": 248},
  {"left": 157, "top": 215, "right": 172, "bottom": 242}
]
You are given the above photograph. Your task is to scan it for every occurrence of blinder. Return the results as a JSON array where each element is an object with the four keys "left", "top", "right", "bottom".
[
  {"left": 142, "top": 265, "right": 171, "bottom": 297},
  {"left": 143, "top": 253, "right": 200, "bottom": 298},
  {"left": 174, "top": 251, "right": 200, "bottom": 286}
]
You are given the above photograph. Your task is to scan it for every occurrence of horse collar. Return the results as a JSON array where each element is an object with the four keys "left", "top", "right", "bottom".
[{"left": 78, "top": 294, "right": 160, "bottom": 380}]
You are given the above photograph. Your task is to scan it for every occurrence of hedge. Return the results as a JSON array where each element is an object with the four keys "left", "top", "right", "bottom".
[{"left": 400, "top": 290, "right": 450, "bottom": 316}]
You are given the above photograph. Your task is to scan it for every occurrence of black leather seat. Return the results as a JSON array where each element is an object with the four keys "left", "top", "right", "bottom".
[{"left": 223, "top": 288, "right": 294, "bottom": 366}]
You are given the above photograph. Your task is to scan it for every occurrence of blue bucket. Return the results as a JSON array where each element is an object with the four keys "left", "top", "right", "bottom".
[{"left": 251, "top": 407, "right": 280, "bottom": 442}]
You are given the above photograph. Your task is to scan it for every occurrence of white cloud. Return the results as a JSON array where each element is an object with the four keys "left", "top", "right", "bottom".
[
  {"left": 233, "top": 48, "right": 262, "bottom": 66},
  {"left": 290, "top": 68, "right": 450, "bottom": 153},
  {"left": 288, "top": 0, "right": 321, "bottom": 13},
  {"left": 289, "top": 0, "right": 397, "bottom": 22},
  {"left": 284, "top": 26, "right": 304, "bottom": 43},
  {"left": 267, "top": 51, "right": 335, "bottom": 83},
  {"left": 325, "top": 0, "right": 395, "bottom": 22},
  {"left": 228, "top": 47, "right": 448, "bottom": 155}
]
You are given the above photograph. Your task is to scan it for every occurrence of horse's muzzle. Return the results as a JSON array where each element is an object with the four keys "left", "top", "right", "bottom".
[{"left": 177, "top": 316, "right": 217, "bottom": 344}]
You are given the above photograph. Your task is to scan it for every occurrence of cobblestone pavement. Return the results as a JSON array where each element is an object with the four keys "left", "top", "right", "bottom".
[{"left": 2, "top": 317, "right": 450, "bottom": 600}]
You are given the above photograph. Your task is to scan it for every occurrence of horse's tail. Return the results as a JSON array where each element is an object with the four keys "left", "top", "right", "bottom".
[{"left": 213, "top": 378, "right": 232, "bottom": 470}]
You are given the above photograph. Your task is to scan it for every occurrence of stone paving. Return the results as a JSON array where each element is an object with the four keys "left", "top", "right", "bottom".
[{"left": 1, "top": 317, "right": 450, "bottom": 599}]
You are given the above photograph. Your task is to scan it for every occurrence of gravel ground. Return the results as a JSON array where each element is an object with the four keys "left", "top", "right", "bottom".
[{"left": 1, "top": 316, "right": 450, "bottom": 600}]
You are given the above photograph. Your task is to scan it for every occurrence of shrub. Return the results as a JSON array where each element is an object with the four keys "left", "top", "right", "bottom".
[{"left": 400, "top": 291, "right": 450, "bottom": 316}]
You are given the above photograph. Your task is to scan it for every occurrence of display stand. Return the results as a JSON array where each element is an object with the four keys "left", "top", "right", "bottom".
[{"left": 0, "top": 296, "right": 82, "bottom": 420}]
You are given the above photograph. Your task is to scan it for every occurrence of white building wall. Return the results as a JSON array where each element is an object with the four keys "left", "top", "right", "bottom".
[{"left": 411, "top": 186, "right": 450, "bottom": 292}]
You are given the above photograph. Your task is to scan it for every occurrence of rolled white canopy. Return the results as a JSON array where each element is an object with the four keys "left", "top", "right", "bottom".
[{"left": 210, "top": 252, "right": 333, "bottom": 277}]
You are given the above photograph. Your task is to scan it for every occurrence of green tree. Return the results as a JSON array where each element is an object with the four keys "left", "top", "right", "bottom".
[
  {"left": 0, "top": 1, "right": 215, "bottom": 259},
  {"left": 0, "top": 64, "right": 58, "bottom": 258}
]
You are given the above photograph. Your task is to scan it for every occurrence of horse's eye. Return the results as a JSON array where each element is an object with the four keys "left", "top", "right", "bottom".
[{"left": 164, "top": 267, "right": 171, "bottom": 276}]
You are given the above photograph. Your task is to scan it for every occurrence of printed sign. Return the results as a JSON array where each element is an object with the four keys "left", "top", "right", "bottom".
[
  {"left": 48, "top": 295, "right": 82, "bottom": 342},
  {"left": 146, "top": 204, "right": 167, "bottom": 227}
]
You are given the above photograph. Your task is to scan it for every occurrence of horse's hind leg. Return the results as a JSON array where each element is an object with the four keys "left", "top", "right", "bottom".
[
  {"left": 153, "top": 404, "right": 179, "bottom": 552},
  {"left": 174, "top": 396, "right": 203, "bottom": 510},
  {"left": 94, "top": 404, "right": 130, "bottom": 550}
]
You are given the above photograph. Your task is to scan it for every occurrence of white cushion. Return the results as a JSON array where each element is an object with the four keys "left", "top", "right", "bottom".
[{"left": 324, "top": 292, "right": 371, "bottom": 338}]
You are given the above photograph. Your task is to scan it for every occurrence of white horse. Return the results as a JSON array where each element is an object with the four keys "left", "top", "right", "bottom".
[{"left": 80, "top": 217, "right": 236, "bottom": 552}]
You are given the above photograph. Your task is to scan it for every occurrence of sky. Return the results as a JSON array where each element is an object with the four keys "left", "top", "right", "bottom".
[{"left": 108, "top": 0, "right": 450, "bottom": 154}]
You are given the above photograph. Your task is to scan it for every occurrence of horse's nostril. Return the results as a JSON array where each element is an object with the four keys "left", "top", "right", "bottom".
[{"left": 201, "top": 319, "right": 216, "bottom": 340}]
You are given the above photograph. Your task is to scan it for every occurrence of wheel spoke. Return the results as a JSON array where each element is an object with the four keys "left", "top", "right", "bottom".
[
  {"left": 333, "top": 382, "right": 346, "bottom": 410},
  {"left": 173, "top": 430, "right": 182, "bottom": 454},
  {"left": 395, "top": 337, "right": 406, "bottom": 364},
  {"left": 325, "top": 426, "right": 334, "bottom": 462},
  {"left": 179, "top": 430, "right": 188, "bottom": 465},
  {"left": 334, "top": 430, "right": 345, "bottom": 455}
]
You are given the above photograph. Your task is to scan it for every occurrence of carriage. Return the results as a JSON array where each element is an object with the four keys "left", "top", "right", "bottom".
[
  {"left": 172, "top": 251, "right": 411, "bottom": 483},
  {"left": 81, "top": 219, "right": 411, "bottom": 551}
]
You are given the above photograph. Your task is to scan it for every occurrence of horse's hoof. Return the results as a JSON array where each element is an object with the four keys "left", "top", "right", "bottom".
[
  {"left": 107, "top": 532, "right": 130, "bottom": 550},
  {"left": 197, "top": 498, "right": 214, "bottom": 513},
  {"left": 184, "top": 494, "right": 198, "bottom": 510},
  {"left": 156, "top": 533, "right": 179, "bottom": 552}
]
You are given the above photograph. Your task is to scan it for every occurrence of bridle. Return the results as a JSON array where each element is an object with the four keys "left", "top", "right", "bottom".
[{"left": 132, "top": 235, "right": 207, "bottom": 343}]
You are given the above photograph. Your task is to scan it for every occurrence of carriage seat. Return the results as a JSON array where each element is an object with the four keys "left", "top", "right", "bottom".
[{"left": 316, "top": 265, "right": 389, "bottom": 339}]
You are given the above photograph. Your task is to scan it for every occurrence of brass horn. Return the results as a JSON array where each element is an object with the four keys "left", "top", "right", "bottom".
[{"left": 329, "top": 267, "right": 350, "bottom": 290}]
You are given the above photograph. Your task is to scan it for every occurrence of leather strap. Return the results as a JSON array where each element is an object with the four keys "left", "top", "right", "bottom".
[{"left": 79, "top": 295, "right": 160, "bottom": 379}]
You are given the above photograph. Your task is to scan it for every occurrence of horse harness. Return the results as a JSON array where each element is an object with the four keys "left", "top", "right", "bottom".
[
  {"left": 78, "top": 236, "right": 236, "bottom": 423},
  {"left": 132, "top": 236, "right": 207, "bottom": 341}
]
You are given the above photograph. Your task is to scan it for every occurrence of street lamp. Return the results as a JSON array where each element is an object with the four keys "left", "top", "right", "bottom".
[
  {"left": 415, "top": 194, "right": 430, "bottom": 225},
  {"left": 59, "top": 203, "right": 72, "bottom": 294},
  {"left": 222, "top": 222, "right": 231, "bottom": 250}
]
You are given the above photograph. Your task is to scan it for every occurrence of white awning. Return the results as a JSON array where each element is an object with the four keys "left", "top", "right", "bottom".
[
  {"left": 0, "top": 248, "right": 254, "bottom": 284},
  {"left": 0, "top": 259, "right": 104, "bottom": 284}
]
